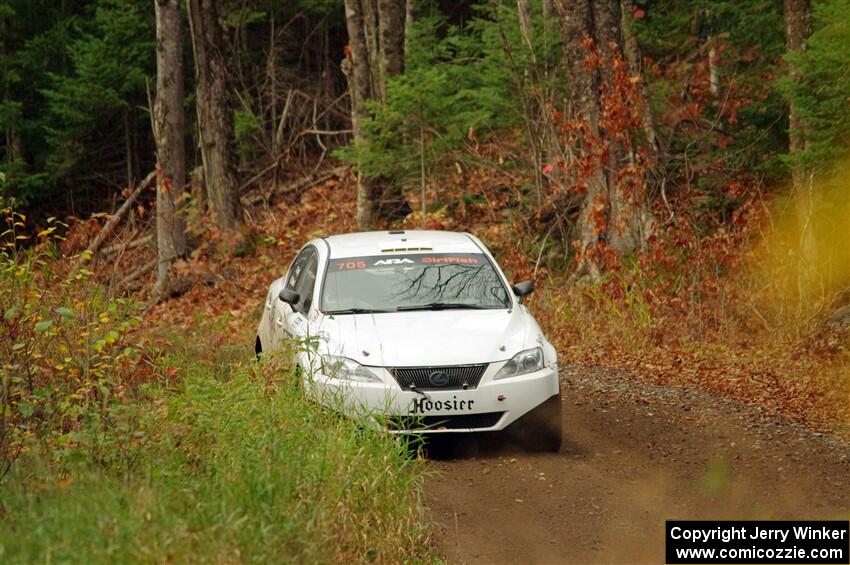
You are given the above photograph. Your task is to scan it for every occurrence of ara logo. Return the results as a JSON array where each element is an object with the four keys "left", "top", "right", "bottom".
[{"left": 374, "top": 258, "right": 415, "bottom": 265}]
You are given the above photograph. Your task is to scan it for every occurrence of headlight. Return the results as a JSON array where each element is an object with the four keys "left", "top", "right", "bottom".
[
  {"left": 320, "top": 355, "right": 382, "bottom": 383},
  {"left": 493, "top": 347, "right": 544, "bottom": 379}
]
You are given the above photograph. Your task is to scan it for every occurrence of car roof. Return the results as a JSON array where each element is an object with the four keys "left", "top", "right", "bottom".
[{"left": 322, "top": 230, "right": 482, "bottom": 258}]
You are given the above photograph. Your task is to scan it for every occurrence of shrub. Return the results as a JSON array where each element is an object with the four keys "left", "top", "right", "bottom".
[{"left": 0, "top": 207, "right": 143, "bottom": 481}]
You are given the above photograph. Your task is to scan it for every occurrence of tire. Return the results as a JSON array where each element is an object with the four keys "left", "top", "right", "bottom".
[
  {"left": 254, "top": 335, "right": 263, "bottom": 361},
  {"left": 510, "top": 393, "right": 563, "bottom": 453}
]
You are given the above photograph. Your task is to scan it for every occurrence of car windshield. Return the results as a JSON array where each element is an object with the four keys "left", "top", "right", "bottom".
[{"left": 321, "top": 253, "right": 511, "bottom": 313}]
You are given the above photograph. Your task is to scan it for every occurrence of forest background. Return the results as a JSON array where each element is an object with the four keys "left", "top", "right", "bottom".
[{"left": 0, "top": 0, "right": 848, "bottom": 561}]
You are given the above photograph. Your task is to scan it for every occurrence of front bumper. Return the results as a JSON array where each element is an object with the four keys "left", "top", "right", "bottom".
[{"left": 305, "top": 363, "right": 560, "bottom": 433}]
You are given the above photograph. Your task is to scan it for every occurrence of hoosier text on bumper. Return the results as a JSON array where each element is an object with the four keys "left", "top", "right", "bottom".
[{"left": 411, "top": 396, "right": 475, "bottom": 413}]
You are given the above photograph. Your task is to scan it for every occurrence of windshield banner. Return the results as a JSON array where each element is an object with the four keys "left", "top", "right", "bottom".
[{"left": 330, "top": 253, "right": 486, "bottom": 271}]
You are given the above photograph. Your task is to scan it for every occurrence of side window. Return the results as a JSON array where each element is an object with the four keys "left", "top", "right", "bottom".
[
  {"left": 294, "top": 252, "right": 319, "bottom": 314},
  {"left": 285, "top": 248, "right": 311, "bottom": 291}
]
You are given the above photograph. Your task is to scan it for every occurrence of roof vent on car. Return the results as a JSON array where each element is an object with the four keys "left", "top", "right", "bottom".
[
  {"left": 388, "top": 230, "right": 405, "bottom": 234},
  {"left": 380, "top": 247, "right": 433, "bottom": 252}
]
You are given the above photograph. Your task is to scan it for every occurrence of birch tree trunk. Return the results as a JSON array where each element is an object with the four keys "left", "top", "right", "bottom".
[
  {"left": 187, "top": 0, "right": 243, "bottom": 235},
  {"left": 344, "top": 0, "right": 407, "bottom": 230},
  {"left": 153, "top": 0, "right": 186, "bottom": 296},
  {"left": 361, "top": 0, "right": 381, "bottom": 99},
  {"left": 343, "top": 0, "right": 377, "bottom": 229}
]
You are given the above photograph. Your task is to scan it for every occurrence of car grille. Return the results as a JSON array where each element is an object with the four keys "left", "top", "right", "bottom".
[
  {"left": 386, "top": 412, "right": 504, "bottom": 431},
  {"left": 389, "top": 364, "right": 487, "bottom": 391}
]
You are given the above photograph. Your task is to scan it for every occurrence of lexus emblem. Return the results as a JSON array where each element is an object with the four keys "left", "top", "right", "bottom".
[{"left": 428, "top": 370, "right": 451, "bottom": 387}]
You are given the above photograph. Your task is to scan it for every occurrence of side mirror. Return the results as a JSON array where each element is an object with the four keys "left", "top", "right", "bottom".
[
  {"left": 278, "top": 288, "right": 300, "bottom": 307},
  {"left": 511, "top": 280, "right": 534, "bottom": 303}
]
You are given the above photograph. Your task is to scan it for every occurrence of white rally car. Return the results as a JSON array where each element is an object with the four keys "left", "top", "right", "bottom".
[{"left": 255, "top": 230, "right": 562, "bottom": 451}]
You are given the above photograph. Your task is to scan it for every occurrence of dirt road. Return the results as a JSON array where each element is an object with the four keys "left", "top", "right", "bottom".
[{"left": 426, "top": 365, "right": 850, "bottom": 564}]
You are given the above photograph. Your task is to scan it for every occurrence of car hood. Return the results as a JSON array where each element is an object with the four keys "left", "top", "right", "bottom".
[{"left": 317, "top": 308, "right": 535, "bottom": 367}]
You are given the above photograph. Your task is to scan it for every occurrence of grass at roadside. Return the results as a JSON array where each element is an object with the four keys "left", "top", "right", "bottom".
[
  {"left": 0, "top": 341, "right": 432, "bottom": 563},
  {"left": 1, "top": 218, "right": 432, "bottom": 564}
]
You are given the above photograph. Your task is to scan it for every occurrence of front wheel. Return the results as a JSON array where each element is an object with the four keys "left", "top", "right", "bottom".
[
  {"left": 254, "top": 335, "right": 263, "bottom": 361},
  {"left": 509, "top": 394, "right": 563, "bottom": 453}
]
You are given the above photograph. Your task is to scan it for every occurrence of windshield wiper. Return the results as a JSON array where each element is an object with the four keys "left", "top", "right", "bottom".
[
  {"left": 395, "top": 302, "right": 494, "bottom": 312},
  {"left": 324, "top": 307, "right": 393, "bottom": 315}
]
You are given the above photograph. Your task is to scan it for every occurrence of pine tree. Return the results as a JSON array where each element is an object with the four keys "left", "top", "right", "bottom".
[
  {"left": 782, "top": 0, "right": 850, "bottom": 169},
  {"left": 2, "top": 0, "right": 154, "bottom": 210}
]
